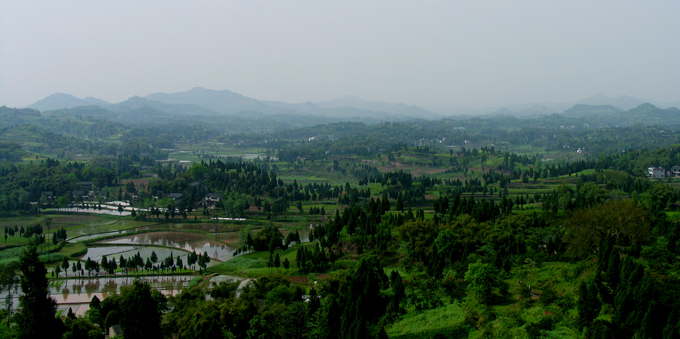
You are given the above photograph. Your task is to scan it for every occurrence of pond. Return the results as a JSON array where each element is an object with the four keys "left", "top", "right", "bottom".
[{"left": 100, "top": 232, "right": 236, "bottom": 261}]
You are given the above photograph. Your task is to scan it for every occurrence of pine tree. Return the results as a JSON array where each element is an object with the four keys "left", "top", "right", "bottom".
[
  {"left": 16, "top": 244, "right": 64, "bottom": 338},
  {"left": 339, "top": 255, "right": 388, "bottom": 338},
  {"left": 386, "top": 270, "right": 405, "bottom": 318},
  {"left": 119, "top": 281, "right": 162, "bottom": 339},
  {"left": 62, "top": 257, "right": 70, "bottom": 277},
  {"left": 267, "top": 253, "right": 274, "bottom": 273},
  {"left": 578, "top": 281, "right": 602, "bottom": 329}
]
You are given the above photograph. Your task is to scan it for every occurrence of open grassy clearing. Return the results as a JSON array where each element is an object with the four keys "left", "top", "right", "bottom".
[
  {"left": 386, "top": 303, "right": 466, "bottom": 338},
  {"left": 170, "top": 143, "right": 271, "bottom": 163}
]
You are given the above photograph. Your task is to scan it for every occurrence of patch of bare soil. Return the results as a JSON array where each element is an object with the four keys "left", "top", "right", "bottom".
[{"left": 287, "top": 276, "right": 309, "bottom": 284}]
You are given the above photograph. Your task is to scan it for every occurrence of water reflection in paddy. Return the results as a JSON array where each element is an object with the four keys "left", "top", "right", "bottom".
[
  {"left": 52, "top": 275, "right": 191, "bottom": 306},
  {"left": 101, "top": 232, "right": 235, "bottom": 261},
  {"left": 2, "top": 275, "right": 194, "bottom": 311},
  {"left": 68, "top": 225, "right": 166, "bottom": 243},
  {"left": 52, "top": 275, "right": 193, "bottom": 298},
  {"left": 80, "top": 246, "right": 191, "bottom": 263},
  {"left": 68, "top": 230, "right": 128, "bottom": 243}
]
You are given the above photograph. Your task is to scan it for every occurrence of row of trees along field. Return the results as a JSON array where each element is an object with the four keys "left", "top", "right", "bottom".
[
  {"left": 3, "top": 131, "right": 675, "bottom": 214},
  {"left": 2, "top": 137, "right": 680, "bottom": 336},
  {"left": 55, "top": 250, "right": 212, "bottom": 278}
]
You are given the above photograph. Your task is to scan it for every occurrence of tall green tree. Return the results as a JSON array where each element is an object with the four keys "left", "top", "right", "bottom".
[
  {"left": 464, "top": 260, "right": 503, "bottom": 305},
  {"left": 62, "top": 317, "right": 104, "bottom": 339},
  {"left": 16, "top": 244, "right": 64, "bottom": 339},
  {"left": 0, "top": 262, "right": 18, "bottom": 333},
  {"left": 119, "top": 280, "right": 162, "bottom": 339},
  {"left": 339, "top": 255, "right": 389, "bottom": 339},
  {"left": 565, "top": 200, "right": 650, "bottom": 257},
  {"left": 577, "top": 281, "right": 602, "bottom": 329}
]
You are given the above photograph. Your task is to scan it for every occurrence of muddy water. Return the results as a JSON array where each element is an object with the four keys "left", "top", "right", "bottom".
[{"left": 101, "top": 232, "right": 235, "bottom": 261}]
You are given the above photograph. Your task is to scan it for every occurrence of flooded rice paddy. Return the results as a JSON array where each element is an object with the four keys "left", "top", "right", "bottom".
[
  {"left": 68, "top": 230, "right": 129, "bottom": 243},
  {"left": 3, "top": 275, "right": 195, "bottom": 317},
  {"left": 80, "top": 246, "right": 191, "bottom": 263},
  {"left": 51, "top": 275, "right": 193, "bottom": 298},
  {"left": 68, "top": 224, "right": 166, "bottom": 242},
  {"left": 100, "top": 232, "right": 236, "bottom": 261}
]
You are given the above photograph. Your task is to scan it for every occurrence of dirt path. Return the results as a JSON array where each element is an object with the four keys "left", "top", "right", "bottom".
[{"left": 198, "top": 273, "right": 218, "bottom": 288}]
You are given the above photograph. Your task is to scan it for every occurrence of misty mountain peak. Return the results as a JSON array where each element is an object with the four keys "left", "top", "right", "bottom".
[
  {"left": 28, "top": 92, "right": 109, "bottom": 111},
  {"left": 577, "top": 93, "right": 644, "bottom": 110}
]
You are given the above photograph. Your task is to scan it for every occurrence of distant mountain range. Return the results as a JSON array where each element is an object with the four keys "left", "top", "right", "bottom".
[
  {"left": 28, "top": 93, "right": 110, "bottom": 112},
  {"left": 575, "top": 94, "right": 646, "bottom": 110},
  {"left": 314, "top": 95, "right": 435, "bottom": 117},
  {"left": 474, "top": 93, "right": 680, "bottom": 118},
  {"left": 145, "top": 87, "right": 277, "bottom": 115},
  {"left": 562, "top": 104, "right": 624, "bottom": 118},
  {"left": 26, "top": 87, "right": 442, "bottom": 120},
  {"left": 22, "top": 88, "right": 679, "bottom": 122}
]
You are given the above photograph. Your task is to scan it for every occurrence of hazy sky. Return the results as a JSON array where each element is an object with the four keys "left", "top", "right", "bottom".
[{"left": 1, "top": 1, "right": 678, "bottom": 110}]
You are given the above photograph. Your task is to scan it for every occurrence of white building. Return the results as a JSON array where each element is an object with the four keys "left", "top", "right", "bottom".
[{"left": 648, "top": 167, "right": 666, "bottom": 179}]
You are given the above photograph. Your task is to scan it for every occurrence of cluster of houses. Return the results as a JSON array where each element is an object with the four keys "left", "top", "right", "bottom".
[
  {"left": 648, "top": 166, "right": 680, "bottom": 179},
  {"left": 40, "top": 182, "right": 101, "bottom": 203},
  {"left": 40, "top": 179, "right": 226, "bottom": 213},
  {"left": 151, "top": 191, "right": 224, "bottom": 209}
]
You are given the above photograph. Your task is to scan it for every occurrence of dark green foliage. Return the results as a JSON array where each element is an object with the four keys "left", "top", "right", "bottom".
[
  {"left": 175, "top": 299, "right": 226, "bottom": 338},
  {"left": 296, "top": 243, "right": 330, "bottom": 273},
  {"left": 265, "top": 284, "right": 304, "bottom": 305},
  {"left": 338, "top": 255, "right": 390, "bottom": 339},
  {"left": 582, "top": 238, "right": 678, "bottom": 339},
  {"left": 585, "top": 319, "right": 614, "bottom": 339},
  {"left": 284, "top": 230, "right": 301, "bottom": 246},
  {"left": 103, "top": 309, "right": 120, "bottom": 329},
  {"left": 119, "top": 280, "right": 163, "bottom": 339},
  {"left": 385, "top": 270, "right": 405, "bottom": 319},
  {"left": 565, "top": 200, "right": 650, "bottom": 257},
  {"left": 663, "top": 309, "right": 680, "bottom": 339},
  {"left": 89, "top": 295, "right": 101, "bottom": 309},
  {"left": 52, "top": 227, "right": 67, "bottom": 242},
  {"left": 525, "top": 317, "right": 555, "bottom": 339},
  {"left": 308, "top": 288, "right": 321, "bottom": 317},
  {"left": 405, "top": 273, "right": 444, "bottom": 311},
  {"left": 253, "top": 224, "right": 284, "bottom": 251},
  {"left": 208, "top": 281, "right": 239, "bottom": 300},
  {"left": 16, "top": 244, "right": 64, "bottom": 339},
  {"left": 62, "top": 317, "right": 104, "bottom": 339},
  {"left": 577, "top": 281, "right": 601, "bottom": 329},
  {"left": 309, "top": 293, "right": 342, "bottom": 339},
  {"left": 464, "top": 260, "right": 503, "bottom": 305}
]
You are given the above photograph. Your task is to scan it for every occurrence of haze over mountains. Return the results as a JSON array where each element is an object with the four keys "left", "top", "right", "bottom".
[
  {"left": 21, "top": 87, "right": 680, "bottom": 122},
  {"left": 27, "top": 93, "right": 110, "bottom": 112},
  {"left": 26, "top": 87, "right": 443, "bottom": 120}
]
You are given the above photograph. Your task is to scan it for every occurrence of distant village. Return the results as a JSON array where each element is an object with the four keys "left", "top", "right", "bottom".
[{"left": 648, "top": 166, "right": 680, "bottom": 179}]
